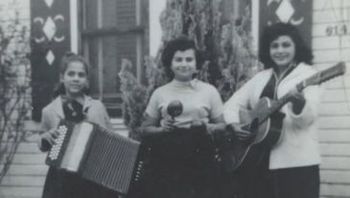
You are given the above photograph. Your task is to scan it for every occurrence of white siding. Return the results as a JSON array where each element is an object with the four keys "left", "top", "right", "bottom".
[{"left": 314, "top": 0, "right": 350, "bottom": 197}]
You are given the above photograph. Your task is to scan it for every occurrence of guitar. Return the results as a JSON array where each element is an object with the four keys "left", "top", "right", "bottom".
[{"left": 225, "top": 62, "right": 347, "bottom": 171}]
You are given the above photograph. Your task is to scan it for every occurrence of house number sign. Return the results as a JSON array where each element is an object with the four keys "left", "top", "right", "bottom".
[{"left": 325, "top": 23, "right": 349, "bottom": 36}]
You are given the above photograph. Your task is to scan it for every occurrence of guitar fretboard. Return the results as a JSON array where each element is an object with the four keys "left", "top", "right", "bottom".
[{"left": 258, "top": 62, "right": 346, "bottom": 125}]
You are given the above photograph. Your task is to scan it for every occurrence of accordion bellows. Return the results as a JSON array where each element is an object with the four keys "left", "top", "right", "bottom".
[{"left": 46, "top": 121, "right": 142, "bottom": 195}]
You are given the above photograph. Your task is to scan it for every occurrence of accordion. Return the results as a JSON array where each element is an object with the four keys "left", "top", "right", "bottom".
[
  {"left": 46, "top": 121, "right": 222, "bottom": 197},
  {"left": 46, "top": 120, "right": 146, "bottom": 195}
]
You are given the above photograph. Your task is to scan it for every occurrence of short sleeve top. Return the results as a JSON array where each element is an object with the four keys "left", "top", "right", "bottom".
[{"left": 145, "top": 79, "right": 223, "bottom": 128}]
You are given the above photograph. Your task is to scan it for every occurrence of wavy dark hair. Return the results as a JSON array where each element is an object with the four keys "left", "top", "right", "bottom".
[
  {"left": 259, "top": 23, "right": 313, "bottom": 69},
  {"left": 53, "top": 52, "right": 90, "bottom": 98},
  {"left": 161, "top": 35, "right": 203, "bottom": 79}
]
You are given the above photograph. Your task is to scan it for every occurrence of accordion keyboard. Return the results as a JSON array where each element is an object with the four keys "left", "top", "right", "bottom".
[{"left": 48, "top": 125, "right": 68, "bottom": 160}]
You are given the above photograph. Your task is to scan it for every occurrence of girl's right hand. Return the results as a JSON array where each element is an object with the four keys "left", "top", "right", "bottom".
[
  {"left": 40, "top": 129, "right": 60, "bottom": 151},
  {"left": 227, "top": 123, "right": 254, "bottom": 141},
  {"left": 161, "top": 117, "right": 175, "bottom": 133}
]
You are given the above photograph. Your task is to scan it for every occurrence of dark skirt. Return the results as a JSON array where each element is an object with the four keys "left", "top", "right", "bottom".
[
  {"left": 128, "top": 127, "right": 222, "bottom": 198},
  {"left": 271, "top": 165, "right": 320, "bottom": 198},
  {"left": 42, "top": 167, "right": 119, "bottom": 198},
  {"left": 235, "top": 159, "right": 319, "bottom": 198},
  {"left": 233, "top": 146, "right": 274, "bottom": 198}
]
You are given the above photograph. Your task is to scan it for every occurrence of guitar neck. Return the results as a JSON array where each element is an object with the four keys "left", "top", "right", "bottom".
[{"left": 260, "top": 62, "right": 346, "bottom": 124}]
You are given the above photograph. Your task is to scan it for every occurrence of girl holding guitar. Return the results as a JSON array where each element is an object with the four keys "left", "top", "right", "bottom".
[{"left": 224, "top": 23, "right": 321, "bottom": 198}]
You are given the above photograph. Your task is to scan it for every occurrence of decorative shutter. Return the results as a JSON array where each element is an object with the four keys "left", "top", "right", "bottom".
[
  {"left": 259, "top": 0, "right": 312, "bottom": 48},
  {"left": 30, "top": 0, "right": 71, "bottom": 121}
]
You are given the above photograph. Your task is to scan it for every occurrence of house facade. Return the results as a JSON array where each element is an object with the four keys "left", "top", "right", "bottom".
[{"left": 0, "top": 0, "right": 349, "bottom": 197}]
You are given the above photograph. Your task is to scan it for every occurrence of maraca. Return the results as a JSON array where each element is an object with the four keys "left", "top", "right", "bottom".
[{"left": 167, "top": 100, "right": 183, "bottom": 119}]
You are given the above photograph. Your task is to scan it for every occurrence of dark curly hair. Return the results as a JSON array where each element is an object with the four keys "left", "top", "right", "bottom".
[
  {"left": 161, "top": 35, "right": 203, "bottom": 79},
  {"left": 259, "top": 23, "right": 313, "bottom": 69},
  {"left": 53, "top": 52, "right": 90, "bottom": 98}
]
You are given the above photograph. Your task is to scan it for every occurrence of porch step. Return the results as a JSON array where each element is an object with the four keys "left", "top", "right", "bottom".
[
  {"left": 106, "top": 105, "right": 123, "bottom": 118},
  {"left": 102, "top": 94, "right": 124, "bottom": 118}
]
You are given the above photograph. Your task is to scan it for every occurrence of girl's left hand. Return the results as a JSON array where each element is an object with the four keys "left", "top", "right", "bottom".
[{"left": 289, "top": 87, "right": 306, "bottom": 114}]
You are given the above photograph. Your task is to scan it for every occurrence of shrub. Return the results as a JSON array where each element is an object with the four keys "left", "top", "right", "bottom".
[{"left": 119, "top": 0, "right": 261, "bottom": 138}]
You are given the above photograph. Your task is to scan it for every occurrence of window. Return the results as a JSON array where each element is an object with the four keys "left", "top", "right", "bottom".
[
  {"left": 80, "top": 0, "right": 148, "bottom": 99},
  {"left": 80, "top": 0, "right": 148, "bottom": 117}
]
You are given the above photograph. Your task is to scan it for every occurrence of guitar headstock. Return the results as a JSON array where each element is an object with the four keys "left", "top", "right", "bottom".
[{"left": 300, "top": 62, "right": 346, "bottom": 90}]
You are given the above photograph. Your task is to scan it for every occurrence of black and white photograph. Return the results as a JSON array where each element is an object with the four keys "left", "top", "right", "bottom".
[{"left": 0, "top": 0, "right": 349, "bottom": 197}]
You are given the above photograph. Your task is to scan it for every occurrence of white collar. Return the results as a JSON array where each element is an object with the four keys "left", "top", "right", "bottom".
[{"left": 171, "top": 79, "right": 198, "bottom": 89}]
